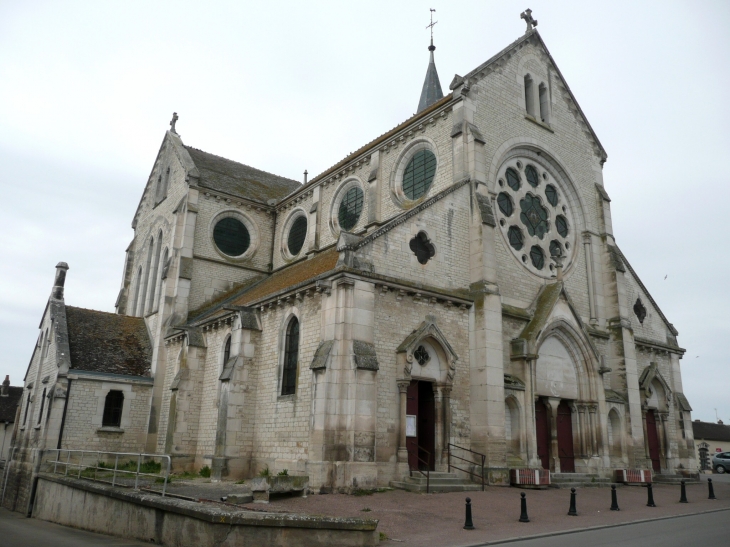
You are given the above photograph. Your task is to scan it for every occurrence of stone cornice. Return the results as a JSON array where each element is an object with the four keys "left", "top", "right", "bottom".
[{"left": 634, "top": 336, "right": 686, "bottom": 356}]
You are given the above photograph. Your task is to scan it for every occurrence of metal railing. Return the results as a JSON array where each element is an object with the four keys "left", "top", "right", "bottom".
[
  {"left": 447, "top": 443, "right": 486, "bottom": 491},
  {"left": 41, "top": 449, "right": 171, "bottom": 497},
  {"left": 408, "top": 445, "right": 432, "bottom": 493}
]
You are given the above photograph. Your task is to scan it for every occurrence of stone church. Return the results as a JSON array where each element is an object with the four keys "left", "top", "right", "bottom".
[{"left": 6, "top": 12, "right": 696, "bottom": 500}]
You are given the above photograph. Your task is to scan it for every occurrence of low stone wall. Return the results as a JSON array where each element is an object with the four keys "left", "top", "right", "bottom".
[{"left": 33, "top": 474, "right": 379, "bottom": 547}]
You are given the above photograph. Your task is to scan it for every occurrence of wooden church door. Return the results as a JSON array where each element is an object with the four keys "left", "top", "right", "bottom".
[
  {"left": 406, "top": 381, "right": 435, "bottom": 471},
  {"left": 535, "top": 400, "right": 550, "bottom": 470},
  {"left": 646, "top": 410, "right": 661, "bottom": 472},
  {"left": 557, "top": 401, "right": 575, "bottom": 473}
]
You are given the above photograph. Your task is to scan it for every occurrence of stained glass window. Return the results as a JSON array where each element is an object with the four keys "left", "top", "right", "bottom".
[
  {"left": 214, "top": 217, "right": 251, "bottom": 257},
  {"left": 287, "top": 216, "right": 308, "bottom": 256},
  {"left": 549, "top": 240, "right": 563, "bottom": 258},
  {"left": 281, "top": 317, "right": 299, "bottom": 395},
  {"left": 545, "top": 184, "right": 558, "bottom": 206},
  {"left": 525, "top": 165, "right": 539, "bottom": 188},
  {"left": 402, "top": 150, "right": 437, "bottom": 200},
  {"left": 497, "top": 192, "right": 513, "bottom": 216},
  {"left": 530, "top": 245, "right": 545, "bottom": 270},
  {"left": 338, "top": 186, "right": 364, "bottom": 230},
  {"left": 556, "top": 215, "right": 569, "bottom": 238},
  {"left": 508, "top": 226, "right": 524, "bottom": 250},
  {"left": 506, "top": 167, "right": 521, "bottom": 191},
  {"left": 414, "top": 345, "right": 430, "bottom": 365},
  {"left": 520, "top": 194, "right": 549, "bottom": 239}
]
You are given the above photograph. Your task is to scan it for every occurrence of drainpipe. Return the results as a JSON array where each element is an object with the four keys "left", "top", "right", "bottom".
[{"left": 57, "top": 379, "right": 71, "bottom": 450}]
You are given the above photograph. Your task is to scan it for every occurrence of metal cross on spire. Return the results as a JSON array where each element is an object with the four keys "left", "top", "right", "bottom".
[
  {"left": 169, "top": 112, "right": 178, "bottom": 134},
  {"left": 520, "top": 8, "right": 538, "bottom": 33},
  {"left": 426, "top": 8, "right": 437, "bottom": 50}
]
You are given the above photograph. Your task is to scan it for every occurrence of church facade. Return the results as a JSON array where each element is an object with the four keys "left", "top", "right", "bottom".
[{"left": 6, "top": 16, "right": 696, "bottom": 501}]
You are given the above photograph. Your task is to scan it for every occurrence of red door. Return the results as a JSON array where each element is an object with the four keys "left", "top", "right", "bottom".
[
  {"left": 646, "top": 410, "right": 661, "bottom": 472},
  {"left": 557, "top": 401, "right": 575, "bottom": 473},
  {"left": 405, "top": 381, "right": 436, "bottom": 471},
  {"left": 535, "top": 400, "right": 550, "bottom": 470}
]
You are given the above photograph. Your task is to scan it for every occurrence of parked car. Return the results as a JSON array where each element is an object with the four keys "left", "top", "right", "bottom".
[{"left": 713, "top": 452, "right": 730, "bottom": 473}]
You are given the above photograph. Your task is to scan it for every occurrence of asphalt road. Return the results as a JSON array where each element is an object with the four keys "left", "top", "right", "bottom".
[
  {"left": 703, "top": 472, "right": 730, "bottom": 483},
  {"left": 473, "top": 509, "right": 730, "bottom": 547},
  {"left": 0, "top": 509, "right": 150, "bottom": 546}
]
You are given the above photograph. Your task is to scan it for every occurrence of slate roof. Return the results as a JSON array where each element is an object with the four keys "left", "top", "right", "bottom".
[
  {"left": 417, "top": 48, "right": 444, "bottom": 113},
  {"left": 65, "top": 306, "right": 152, "bottom": 377},
  {"left": 185, "top": 146, "right": 301, "bottom": 204},
  {"left": 692, "top": 421, "right": 730, "bottom": 443},
  {"left": 185, "top": 249, "right": 340, "bottom": 326},
  {"left": 0, "top": 386, "right": 23, "bottom": 422}
]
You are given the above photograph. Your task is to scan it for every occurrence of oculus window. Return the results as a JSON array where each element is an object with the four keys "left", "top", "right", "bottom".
[
  {"left": 287, "top": 216, "right": 308, "bottom": 257},
  {"left": 102, "top": 390, "right": 124, "bottom": 427},
  {"left": 213, "top": 217, "right": 251, "bottom": 257},
  {"left": 494, "top": 157, "right": 577, "bottom": 277},
  {"left": 402, "top": 149, "right": 437, "bottom": 200},
  {"left": 338, "top": 186, "right": 364, "bottom": 231}
]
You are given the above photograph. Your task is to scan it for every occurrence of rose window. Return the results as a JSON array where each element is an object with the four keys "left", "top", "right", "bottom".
[{"left": 495, "top": 158, "right": 576, "bottom": 277}]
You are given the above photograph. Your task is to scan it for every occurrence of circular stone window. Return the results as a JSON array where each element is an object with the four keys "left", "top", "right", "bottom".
[
  {"left": 337, "top": 185, "right": 364, "bottom": 231},
  {"left": 402, "top": 149, "right": 437, "bottom": 200},
  {"left": 213, "top": 216, "right": 251, "bottom": 258},
  {"left": 286, "top": 215, "right": 308, "bottom": 257},
  {"left": 494, "top": 157, "right": 576, "bottom": 278}
]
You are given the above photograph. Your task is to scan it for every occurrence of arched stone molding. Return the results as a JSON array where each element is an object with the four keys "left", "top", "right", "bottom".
[
  {"left": 639, "top": 363, "right": 673, "bottom": 409},
  {"left": 328, "top": 176, "right": 366, "bottom": 237},
  {"left": 395, "top": 315, "right": 458, "bottom": 384},
  {"left": 606, "top": 407, "right": 626, "bottom": 464},
  {"left": 487, "top": 140, "right": 589, "bottom": 235},
  {"left": 505, "top": 395, "right": 525, "bottom": 461},
  {"left": 389, "top": 136, "right": 440, "bottom": 209}
]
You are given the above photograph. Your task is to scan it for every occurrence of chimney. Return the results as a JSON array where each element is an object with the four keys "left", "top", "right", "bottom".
[
  {"left": 52, "top": 262, "right": 69, "bottom": 300},
  {"left": 1, "top": 375, "right": 9, "bottom": 397}
]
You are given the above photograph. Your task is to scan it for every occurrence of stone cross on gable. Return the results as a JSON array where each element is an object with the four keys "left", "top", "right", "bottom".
[
  {"left": 170, "top": 112, "right": 179, "bottom": 134},
  {"left": 520, "top": 8, "right": 538, "bottom": 33}
]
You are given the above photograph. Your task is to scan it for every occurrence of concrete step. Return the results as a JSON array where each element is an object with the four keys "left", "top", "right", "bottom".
[
  {"left": 390, "top": 480, "right": 483, "bottom": 493},
  {"left": 550, "top": 473, "right": 612, "bottom": 488},
  {"left": 652, "top": 474, "right": 701, "bottom": 485}
]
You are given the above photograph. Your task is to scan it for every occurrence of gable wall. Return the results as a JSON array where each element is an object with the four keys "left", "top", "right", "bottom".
[{"left": 621, "top": 269, "right": 673, "bottom": 344}]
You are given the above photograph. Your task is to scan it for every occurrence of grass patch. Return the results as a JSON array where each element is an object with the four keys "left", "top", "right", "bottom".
[
  {"left": 199, "top": 466, "right": 211, "bottom": 478},
  {"left": 173, "top": 471, "right": 198, "bottom": 479},
  {"left": 96, "top": 460, "right": 162, "bottom": 474},
  {"left": 352, "top": 489, "right": 374, "bottom": 496},
  {"left": 277, "top": 469, "right": 289, "bottom": 476},
  {"left": 361, "top": 507, "right": 371, "bottom": 512},
  {"left": 155, "top": 477, "right": 171, "bottom": 484},
  {"left": 379, "top": 532, "right": 388, "bottom": 541},
  {"left": 258, "top": 465, "right": 271, "bottom": 478}
]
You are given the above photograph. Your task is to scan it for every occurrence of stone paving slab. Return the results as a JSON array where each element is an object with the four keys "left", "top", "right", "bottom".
[{"left": 238, "top": 481, "right": 730, "bottom": 546}]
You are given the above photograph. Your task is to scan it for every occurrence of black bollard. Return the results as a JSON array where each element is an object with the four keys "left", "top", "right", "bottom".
[
  {"left": 463, "top": 497, "right": 475, "bottom": 530},
  {"left": 568, "top": 487, "right": 577, "bottom": 516},
  {"left": 708, "top": 478, "right": 716, "bottom": 500},
  {"left": 610, "top": 484, "right": 620, "bottom": 511},
  {"left": 519, "top": 492, "right": 530, "bottom": 523},
  {"left": 679, "top": 480, "right": 688, "bottom": 503},
  {"left": 646, "top": 483, "right": 656, "bottom": 507}
]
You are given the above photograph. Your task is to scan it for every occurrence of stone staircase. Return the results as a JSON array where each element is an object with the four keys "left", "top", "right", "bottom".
[
  {"left": 652, "top": 473, "right": 701, "bottom": 485},
  {"left": 390, "top": 471, "right": 483, "bottom": 493},
  {"left": 550, "top": 473, "right": 612, "bottom": 488}
]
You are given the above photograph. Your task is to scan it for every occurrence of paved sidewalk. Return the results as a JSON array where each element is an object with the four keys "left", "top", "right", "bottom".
[{"left": 244, "top": 481, "right": 730, "bottom": 546}]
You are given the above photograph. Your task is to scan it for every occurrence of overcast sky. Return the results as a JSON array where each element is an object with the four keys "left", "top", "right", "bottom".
[{"left": 1, "top": 1, "right": 728, "bottom": 423}]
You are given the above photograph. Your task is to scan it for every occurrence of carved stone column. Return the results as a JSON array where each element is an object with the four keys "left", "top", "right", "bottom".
[
  {"left": 441, "top": 385, "right": 452, "bottom": 463},
  {"left": 397, "top": 381, "right": 410, "bottom": 463},
  {"left": 545, "top": 397, "right": 561, "bottom": 473},
  {"left": 641, "top": 407, "right": 651, "bottom": 460},
  {"left": 658, "top": 411, "right": 670, "bottom": 462},
  {"left": 588, "top": 405, "right": 598, "bottom": 456},
  {"left": 576, "top": 404, "right": 587, "bottom": 457},
  {"left": 433, "top": 385, "right": 444, "bottom": 466}
]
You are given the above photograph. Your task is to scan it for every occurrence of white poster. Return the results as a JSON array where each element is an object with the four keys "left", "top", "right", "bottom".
[{"left": 406, "top": 415, "right": 417, "bottom": 437}]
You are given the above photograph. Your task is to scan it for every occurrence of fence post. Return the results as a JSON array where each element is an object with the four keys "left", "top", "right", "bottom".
[
  {"left": 65, "top": 450, "right": 70, "bottom": 476},
  {"left": 448, "top": 445, "right": 451, "bottom": 473},
  {"left": 78, "top": 451, "right": 84, "bottom": 479},
  {"left": 481, "top": 454, "right": 485, "bottom": 491},
  {"left": 112, "top": 454, "right": 119, "bottom": 487},
  {"left": 162, "top": 456, "right": 170, "bottom": 497},
  {"left": 134, "top": 454, "right": 141, "bottom": 490}
]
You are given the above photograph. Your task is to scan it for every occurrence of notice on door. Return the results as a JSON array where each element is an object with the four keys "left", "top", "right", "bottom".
[{"left": 406, "top": 415, "right": 417, "bottom": 437}]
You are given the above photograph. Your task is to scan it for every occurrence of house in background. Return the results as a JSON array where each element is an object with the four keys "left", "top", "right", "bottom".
[
  {"left": 0, "top": 376, "right": 23, "bottom": 464},
  {"left": 692, "top": 420, "right": 730, "bottom": 472}
]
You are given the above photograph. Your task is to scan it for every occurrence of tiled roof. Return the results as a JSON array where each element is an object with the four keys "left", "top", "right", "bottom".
[
  {"left": 0, "top": 386, "right": 23, "bottom": 422},
  {"left": 186, "top": 249, "right": 340, "bottom": 326},
  {"left": 185, "top": 146, "right": 301, "bottom": 204},
  {"left": 65, "top": 307, "right": 152, "bottom": 377},
  {"left": 693, "top": 421, "right": 730, "bottom": 443}
]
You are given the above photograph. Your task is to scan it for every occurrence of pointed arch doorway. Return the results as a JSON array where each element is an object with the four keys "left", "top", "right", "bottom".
[
  {"left": 645, "top": 409, "right": 661, "bottom": 472},
  {"left": 406, "top": 380, "right": 435, "bottom": 471}
]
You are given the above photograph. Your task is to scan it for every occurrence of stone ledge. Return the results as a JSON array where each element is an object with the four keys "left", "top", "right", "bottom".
[{"left": 37, "top": 473, "right": 378, "bottom": 532}]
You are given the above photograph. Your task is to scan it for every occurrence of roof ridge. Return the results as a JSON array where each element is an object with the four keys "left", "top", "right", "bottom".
[
  {"left": 66, "top": 305, "right": 141, "bottom": 319},
  {"left": 185, "top": 145, "right": 301, "bottom": 185}
]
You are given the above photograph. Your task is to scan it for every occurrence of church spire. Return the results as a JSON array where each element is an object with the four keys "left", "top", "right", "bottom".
[{"left": 417, "top": 9, "right": 444, "bottom": 114}]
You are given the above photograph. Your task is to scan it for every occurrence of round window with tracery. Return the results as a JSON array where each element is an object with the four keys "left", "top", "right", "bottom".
[{"left": 494, "top": 158, "right": 576, "bottom": 277}]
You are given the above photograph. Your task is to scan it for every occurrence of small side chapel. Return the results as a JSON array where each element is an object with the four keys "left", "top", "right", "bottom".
[{"left": 9, "top": 10, "right": 696, "bottom": 497}]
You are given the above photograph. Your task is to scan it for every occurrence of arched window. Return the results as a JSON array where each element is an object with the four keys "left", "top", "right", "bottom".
[
  {"left": 132, "top": 267, "right": 143, "bottom": 316},
  {"left": 139, "top": 237, "right": 154, "bottom": 315},
  {"left": 22, "top": 392, "right": 30, "bottom": 425},
  {"left": 223, "top": 335, "right": 231, "bottom": 366},
  {"left": 147, "top": 232, "right": 163, "bottom": 313},
  {"left": 524, "top": 74, "right": 535, "bottom": 117},
  {"left": 102, "top": 390, "right": 124, "bottom": 427},
  {"left": 538, "top": 82, "right": 550, "bottom": 123},
  {"left": 281, "top": 317, "right": 300, "bottom": 396},
  {"left": 505, "top": 398, "right": 521, "bottom": 457},
  {"left": 156, "top": 247, "right": 169, "bottom": 309},
  {"left": 607, "top": 409, "right": 622, "bottom": 458},
  {"left": 37, "top": 388, "right": 47, "bottom": 425}
]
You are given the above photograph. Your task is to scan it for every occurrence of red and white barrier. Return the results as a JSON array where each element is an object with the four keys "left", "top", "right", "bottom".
[
  {"left": 615, "top": 469, "right": 652, "bottom": 484},
  {"left": 510, "top": 468, "right": 550, "bottom": 486}
]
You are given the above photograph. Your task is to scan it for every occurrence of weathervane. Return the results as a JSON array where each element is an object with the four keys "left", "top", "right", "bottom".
[
  {"left": 520, "top": 8, "right": 537, "bottom": 33},
  {"left": 426, "top": 8, "right": 437, "bottom": 51}
]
